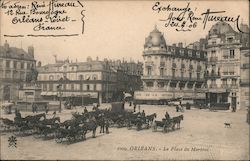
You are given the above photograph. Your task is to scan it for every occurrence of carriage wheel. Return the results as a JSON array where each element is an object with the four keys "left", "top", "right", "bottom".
[
  {"left": 163, "top": 125, "right": 167, "bottom": 133},
  {"left": 33, "top": 133, "right": 41, "bottom": 139},
  {"left": 172, "top": 124, "right": 175, "bottom": 130},
  {"left": 67, "top": 136, "right": 72, "bottom": 143},
  {"left": 55, "top": 137, "right": 62, "bottom": 143},
  {"left": 152, "top": 125, "right": 156, "bottom": 132},
  {"left": 136, "top": 124, "right": 141, "bottom": 131}
]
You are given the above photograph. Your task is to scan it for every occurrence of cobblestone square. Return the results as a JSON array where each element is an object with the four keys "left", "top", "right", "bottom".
[{"left": 1, "top": 104, "right": 249, "bottom": 160}]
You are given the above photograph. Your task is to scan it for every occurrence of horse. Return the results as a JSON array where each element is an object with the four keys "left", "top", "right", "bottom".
[
  {"left": 0, "top": 118, "right": 15, "bottom": 131},
  {"left": 82, "top": 119, "right": 98, "bottom": 139},
  {"left": 146, "top": 113, "right": 157, "bottom": 125},
  {"left": 172, "top": 115, "right": 184, "bottom": 129}
]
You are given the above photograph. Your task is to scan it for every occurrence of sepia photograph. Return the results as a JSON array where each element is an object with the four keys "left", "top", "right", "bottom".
[{"left": 0, "top": 0, "right": 249, "bottom": 160}]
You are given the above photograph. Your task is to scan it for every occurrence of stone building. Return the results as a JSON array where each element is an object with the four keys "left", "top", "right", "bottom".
[
  {"left": 0, "top": 41, "right": 36, "bottom": 102},
  {"left": 36, "top": 56, "right": 142, "bottom": 105},
  {"left": 134, "top": 27, "right": 207, "bottom": 104},
  {"left": 239, "top": 23, "right": 250, "bottom": 110},
  {"left": 240, "top": 47, "right": 250, "bottom": 110},
  {"left": 205, "top": 22, "right": 242, "bottom": 110}
]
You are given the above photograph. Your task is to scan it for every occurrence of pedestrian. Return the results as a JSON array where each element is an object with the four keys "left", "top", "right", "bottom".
[
  {"left": 165, "top": 111, "right": 170, "bottom": 120},
  {"left": 142, "top": 110, "right": 145, "bottom": 117},
  {"left": 84, "top": 107, "right": 88, "bottom": 113},
  {"left": 176, "top": 105, "right": 179, "bottom": 112},
  {"left": 100, "top": 116, "right": 105, "bottom": 134},
  {"left": 133, "top": 103, "right": 136, "bottom": 112},
  {"left": 186, "top": 102, "right": 191, "bottom": 110},
  {"left": 105, "top": 118, "right": 110, "bottom": 134},
  {"left": 15, "top": 110, "right": 21, "bottom": 119},
  {"left": 32, "top": 103, "right": 35, "bottom": 113},
  {"left": 45, "top": 104, "right": 49, "bottom": 114},
  {"left": 52, "top": 111, "right": 56, "bottom": 118}
]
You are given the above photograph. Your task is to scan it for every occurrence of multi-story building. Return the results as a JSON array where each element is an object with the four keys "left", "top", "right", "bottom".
[
  {"left": 37, "top": 56, "right": 142, "bottom": 104},
  {"left": 239, "top": 23, "right": 250, "bottom": 110},
  {"left": 240, "top": 47, "right": 250, "bottom": 109},
  {"left": 205, "top": 22, "right": 242, "bottom": 110},
  {"left": 0, "top": 41, "right": 36, "bottom": 102},
  {"left": 134, "top": 27, "right": 207, "bottom": 104}
]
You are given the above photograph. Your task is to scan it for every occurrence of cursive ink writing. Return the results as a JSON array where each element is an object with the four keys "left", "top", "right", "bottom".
[
  {"left": 154, "top": 2, "right": 200, "bottom": 32},
  {"left": 1, "top": 0, "right": 86, "bottom": 36}
]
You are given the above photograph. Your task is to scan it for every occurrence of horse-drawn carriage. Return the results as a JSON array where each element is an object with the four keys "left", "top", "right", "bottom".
[{"left": 152, "top": 115, "right": 183, "bottom": 133}]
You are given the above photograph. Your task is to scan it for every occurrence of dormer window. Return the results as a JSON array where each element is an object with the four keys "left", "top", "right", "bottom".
[
  {"left": 188, "top": 50, "right": 192, "bottom": 57},
  {"left": 180, "top": 49, "right": 184, "bottom": 56},
  {"left": 227, "top": 37, "right": 233, "bottom": 43},
  {"left": 196, "top": 51, "right": 200, "bottom": 58}
]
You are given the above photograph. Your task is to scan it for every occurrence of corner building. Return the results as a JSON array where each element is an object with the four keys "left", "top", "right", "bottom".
[
  {"left": 0, "top": 41, "right": 36, "bottom": 102},
  {"left": 134, "top": 27, "right": 207, "bottom": 104},
  {"left": 205, "top": 22, "right": 242, "bottom": 110}
]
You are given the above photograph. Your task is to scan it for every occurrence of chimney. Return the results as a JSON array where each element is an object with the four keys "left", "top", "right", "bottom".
[
  {"left": 28, "top": 46, "right": 34, "bottom": 58},
  {"left": 96, "top": 56, "right": 99, "bottom": 61},
  {"left": 178, "top": 42, "right": 183, "bottom": 48},
  {"left": 173, "top": 43, "right": 176, "bottom": 47}
]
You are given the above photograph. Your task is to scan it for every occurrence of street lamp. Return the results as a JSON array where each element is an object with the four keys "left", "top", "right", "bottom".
[{"left": 57, "top": 84, "right": 62, "bottom": 113}]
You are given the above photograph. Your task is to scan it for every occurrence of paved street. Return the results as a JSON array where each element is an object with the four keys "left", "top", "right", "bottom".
[{"left": 0, "top": 103, "right": 249, "bottom": 160}]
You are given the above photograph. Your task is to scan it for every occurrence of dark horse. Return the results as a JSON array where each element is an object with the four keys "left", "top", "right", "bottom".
[
  {"left": 172, "top": 115, "right": 184, "bottom": 129},
  {"left": 146, "top": 113, "right": 157, "bottom": 125},
  {"left": 82, "top": 119, "right": 98, "bottom": 139}
]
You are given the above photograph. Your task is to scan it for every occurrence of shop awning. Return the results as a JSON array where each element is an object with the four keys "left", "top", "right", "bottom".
[
  {"left": 41, "top": 92, "right": 47, "bottom": 96},
  {"left": 41, "top": 92, "right": 57, "bottom": 96},
  {"left": 124, "top": 93, "right": 132, "bottom": 98}
]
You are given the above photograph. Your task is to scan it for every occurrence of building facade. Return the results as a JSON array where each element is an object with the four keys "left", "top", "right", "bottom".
[
  {"left": 240, "top": 47, "right": 250, "bottom": 110},
  {"left": 0, "top": 41, "right": 36, "bottom": 103},
  {"left": 239, "top": 23, "right": 250, "bottom": 110},
  {"left": 205, "top": 22, "right": 242, "bottom": 110},
  {"left": 134, "top": 27, "right": 207, "bottom": 104},
  {"left": 37, "top": 57, "right": 142, "bottom": 104}
]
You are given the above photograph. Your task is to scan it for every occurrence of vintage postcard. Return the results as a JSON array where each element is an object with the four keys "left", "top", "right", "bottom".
[{"left": 0, "top": 0, "right": 249, "bottom": 160}]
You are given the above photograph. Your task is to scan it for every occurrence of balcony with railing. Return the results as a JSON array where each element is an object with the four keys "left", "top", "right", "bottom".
[
  {"left": 231, "top": 84, "right": 239, "bottom": 89},
  {"left": 221, "top": 84, "right": 229, "bottom": 88},
  {"left": 209, "top": 57, "right": 218, "bottom": 62},
  {"left": 209, "top": 84, "right": 217, "bottom": 88},
  {"left": 240, "top": 79, "right": 250, "bottom": 86},
  {"left": 205, "top": 73, "right": 220, "bottom": 79},
  {"left": 142, "top": 75, "right": 204, "bottom": 82},
  {"left": 241, "top": 63, "right": 250, "bottom": 69},
  {"left": 145, "top": 61, "right": 154, "bottom": 66}
]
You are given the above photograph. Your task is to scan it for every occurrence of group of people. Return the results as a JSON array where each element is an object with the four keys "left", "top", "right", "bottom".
[
  {"left": 133, "top": 103, "right": 141, "bottom": 112},
  {"left": 83, "top": 105, "right": 110, "bottom": 134}
]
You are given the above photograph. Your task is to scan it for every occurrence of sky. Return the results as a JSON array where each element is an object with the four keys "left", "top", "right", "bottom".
[{"left": 1, "top": 0, "right": 249, "bottom": 65}]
